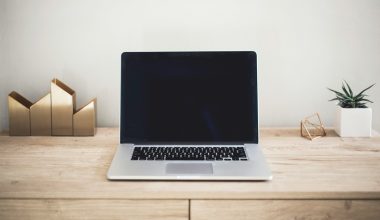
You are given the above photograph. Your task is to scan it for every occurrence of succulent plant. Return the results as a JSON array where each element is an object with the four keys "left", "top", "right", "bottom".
[{"left": 328, "top": 81, "right": 375, "bottom": 108}]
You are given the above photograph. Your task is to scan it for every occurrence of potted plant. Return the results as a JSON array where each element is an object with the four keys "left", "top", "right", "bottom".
[{"left": 328, "top": 81, "right": 375, "bottom": 137}]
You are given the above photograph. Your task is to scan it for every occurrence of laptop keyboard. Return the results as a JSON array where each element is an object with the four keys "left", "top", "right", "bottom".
[{"left": 131, "top": 146, "right": 248, "bottom": 161}]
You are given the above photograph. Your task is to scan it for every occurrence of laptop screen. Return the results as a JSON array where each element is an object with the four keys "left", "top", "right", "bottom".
[{"left": 120, "top": 51, "right": 258, "bottom": 143}]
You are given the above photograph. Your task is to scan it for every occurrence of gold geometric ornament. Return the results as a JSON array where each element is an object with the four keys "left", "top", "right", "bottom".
[
  {"left": 300, "top": 113, "right": 326, "bottom": 140},
  {"left": 74, "top": 99, "right": 97, "bottom": 136},
  {"left": 8, "top": 91, "right": 33, "bottom": 136},
  {"left": 8, "top": 78, "right": 96, "bottom": 136},
  {"left": 30, "top": 93, "right": 52, "bottom": 136},
  {"left": 51, "top": 78, "right": 76, "bottom": 136}
]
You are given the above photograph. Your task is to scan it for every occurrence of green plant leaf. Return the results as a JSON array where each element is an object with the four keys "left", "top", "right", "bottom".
[
  {"left": 356, "top": 96, "right": 369, "bottom": 102},
  {"left": 342, "top": 83, "right": 351, "bottom": 97},
  {"left": 329, "top": 97, "right": 340, "bottom": 102},
  {"left": 327, "top": 88, "right": 340, "bottom": 94},
  {"left": 354, "top": 83, "right": 376, "bottom": 99},
  {"left": 340, "top": 96, "right": 353, "bottom": 102},
  {"left": 360, "top": 98, "right": 373, "bottom": 103},
  {"left": 344, "top": 80, "right": 353, "bottom": 97},
  {"left": 355, "top": 94, "right": 367, "bottom": 100},
  {"left": 328, "top": 88, "right": 348, "bottom": 99}
]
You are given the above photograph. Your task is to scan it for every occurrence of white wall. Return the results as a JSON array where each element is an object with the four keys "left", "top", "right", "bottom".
[
  {"left": 0, "top": 0, "right": 7, "bottom": 132},
  {"left": 1, "top": 0, "right": 379, "bottom": 131}
]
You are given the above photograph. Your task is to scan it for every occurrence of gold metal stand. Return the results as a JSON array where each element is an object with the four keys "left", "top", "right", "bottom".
[
  {"left": 8, "top": 92, "right": 32, "bottom": 136},
  {"left": 51, "top": 78, "right": 76, "bottom": 136},
  {"left": 74, "top": 99, "right": 96, "bottom": 136},
  {"left": 8, "top": 78, "right": 96, "bottom": 136},
  {"left": 30, "top": 93, "right": 52, "bottom": 136}
]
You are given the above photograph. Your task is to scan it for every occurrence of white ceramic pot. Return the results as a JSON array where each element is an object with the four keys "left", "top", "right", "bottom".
[{"left": 335, "top": 106, "right": 372, "bottom": 137}]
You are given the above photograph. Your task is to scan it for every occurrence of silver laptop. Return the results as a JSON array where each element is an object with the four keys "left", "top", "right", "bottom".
[{"left": 107, "top": 51, "right": 272, "bottom": 180}]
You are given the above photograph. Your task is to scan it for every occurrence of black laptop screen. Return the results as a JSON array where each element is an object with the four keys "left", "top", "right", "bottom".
[{"left": 120, "top": 52, "right": 258, "bottom": 143}]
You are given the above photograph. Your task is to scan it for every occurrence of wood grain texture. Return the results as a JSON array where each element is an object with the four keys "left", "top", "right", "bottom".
[
  {"left": 191, "top": 200, "right": 380, "bottom": 220},
  {"left": 0, "top": 199, "right": 188, "bottom": 220},
  {"left": 0, "top": 128, "right": 379, "bottom": 200}
]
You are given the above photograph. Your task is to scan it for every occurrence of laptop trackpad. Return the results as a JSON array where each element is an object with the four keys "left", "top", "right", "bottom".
[{"left": 166, "top": 163, "right": 213, "bottom": 175}]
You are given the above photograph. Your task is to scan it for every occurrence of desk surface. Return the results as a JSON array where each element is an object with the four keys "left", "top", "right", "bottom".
[{"left": 0, "top": 128, "right": 379, "bottom": 200}]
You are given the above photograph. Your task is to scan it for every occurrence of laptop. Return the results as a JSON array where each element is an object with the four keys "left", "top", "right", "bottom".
[{"left": 107, "top": 51, "right": 272, "bottom": 180}]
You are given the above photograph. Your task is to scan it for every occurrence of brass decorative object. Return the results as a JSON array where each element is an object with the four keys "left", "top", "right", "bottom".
[
  {"left": 8, "top": 78, "right": 96, "bottom": 136},
  {"left": 300, "top": 113, "right": 326, "bottom": 140},
  {"left": 8, "top": 91, "right": 32, "bottom": 136},
  {"left": 30, "top": 93, "right": 51, "bottom": 136},
  {"left": 51, "top": 78, "right": 76, "bottom": 136},
  {"left": 74, "top": 99, "right": 96, "bottom": 136}
]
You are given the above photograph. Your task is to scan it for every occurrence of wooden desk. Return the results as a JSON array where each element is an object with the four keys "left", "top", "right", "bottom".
[{"left": 0, "top": 128, "right": 380, "bottom": 220}]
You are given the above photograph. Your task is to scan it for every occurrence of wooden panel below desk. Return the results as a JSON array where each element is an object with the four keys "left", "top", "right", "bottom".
[
  {"left": 0, "top": 199, "right": 188, "bottom": 220},
  {"left": 191, "top": 200, "right": 380, "bottom": 220}
]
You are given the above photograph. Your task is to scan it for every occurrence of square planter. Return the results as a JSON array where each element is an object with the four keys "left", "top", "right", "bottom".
[{"left": 335, "top": 106, "right": 372, "bottom": 137}]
